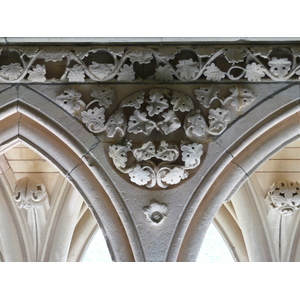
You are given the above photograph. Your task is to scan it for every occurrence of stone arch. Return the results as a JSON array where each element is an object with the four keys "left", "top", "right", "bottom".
[
  {"left": 168, "top": 84, "right": 300, "bottom": 261},
  {"left": 0, "top": 85, "right": 143, "bottom": 261}
]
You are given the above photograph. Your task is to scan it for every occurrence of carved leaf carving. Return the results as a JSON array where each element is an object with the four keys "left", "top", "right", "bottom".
[
  {"left": 89, "top": 62, "right": 114, "bottom": 80},
  {"left": 225, "top": 86, "right": 256, "bottom": 110},
  {"left": 245, "top": 63, "right": 265, "bottom": 81},
  {"left": 204, "top": 63, "right": 226, "bottom": 81},
  {"left": 128, "top": 110, "right": 156, "bottom": 135},
  {"left": 90, "top": 86, "right": 115, "bottom": 108},
  {"left": 127, "top": 48, "right": 153, "bottom": 64},
  {"left": 122, "top": 91, "right": 145, "bottom": 109},
  {"left": 208, "top": 108, "right": 231, "bottom": 135},
  {"left": 129, "top": 165, "right": 153, "bottom": 186},
  {"left": 155, "top": 65, "right": 174, "bottom": 81},
  {"left": 156, "top": 141, "right": 179, "bottom": 162},
  {"left": 117, "top": 64, "right": 135, "bottom": 82},
  {"left": 146, "top": 91, "right": 169, "bottom": 116},
  {"left": 109, "top": 144, "right": 130, "bottom": 169},
  {"left": 224, "top": 47, "right": 246, "bottom": 63},
  {"left": 158, "top": 167, "right": 188, "bottom": 186},
  {"left": 156, "top": 47, "right": 178, "bottom": 60},
  {"left": 170, "top": 91, "right": 194, "bottom": 112},
  {"left": 67, "top": 64, "right": 85, "bottom": 82},
  {"left": 181, "top": 143, "right": 203, "bottom": 168},
  {"left": 184, "top": 110, "right": 208, "bottom": 138},
  {"left": 176, "top": 59, "right": 199, "bottom": 80},
  {"left": 28, "top": 64, "right": 46, "bottom": 82},
  {"left": 194, "top": 86, "right": 220, "bottom": 107},
  {"left": 133, "top": 141, "right": 156, "bottom": 161},
  {"left": 194, "top": 46, "right": 218, "bottom": 58},
  {"left": 56, "top": 89, "right": 86, "bottom": 117},
  {"left": 0, "top": 63, "right": 23, "bottom": 80},
  {"left": 40, "top": 47, "right": 69, "bottom": 62},
  {"left": 105, "top": 110, "right": 126, "bottom": 138},
  {"left": 157, "top": 110, "right": 181, "bottom": 135},
  {"left": 81, "top": 107, "right": 106, "bottom": 133}
]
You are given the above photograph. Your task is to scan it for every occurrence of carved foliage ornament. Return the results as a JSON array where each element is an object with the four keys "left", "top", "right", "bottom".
[
  {"left": 13, "top": 177, "right": 48, "bottom": 209},
  {"left": 1, "top": 46, "right": 300, "bottom": 83},
  {"left": 56, "top": 85, "right": 256, "bottom": 188},
  {"left": 267, "top": 180, "right": 300, "bottom": 215}
]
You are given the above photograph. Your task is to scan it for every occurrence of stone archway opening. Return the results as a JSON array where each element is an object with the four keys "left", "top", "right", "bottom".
[
  {"left": 212, "top": 138, "right": 300, "bottom": 262},
  {"left": 0, "top": 139, "right": 112, "bottom": 262}
]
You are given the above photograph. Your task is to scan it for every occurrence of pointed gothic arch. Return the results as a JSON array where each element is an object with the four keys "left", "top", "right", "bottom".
[
  {"left": 171, "top": 84, "right": 300, "bottom": 261},
  {"left": 0, "top": 85, "right": 143, "bottom": 261}
]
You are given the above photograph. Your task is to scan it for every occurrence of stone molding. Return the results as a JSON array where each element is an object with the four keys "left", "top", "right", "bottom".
[{"left": 1, "top": 45, "right": 300, "bottom": 84}]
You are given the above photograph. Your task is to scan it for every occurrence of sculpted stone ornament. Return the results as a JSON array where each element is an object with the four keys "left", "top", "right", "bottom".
[
  {"left": 0, "top": 45, "right": 300, "bottom": 83},
  {"left": 56, "top": 89, "right": 86, "bottom": 117},
  {"left": 267, "top": 180, "right": 300, "bottom": 215},
  {"left": 109, "top": 140, "right": 202, "bottom": 188},
  {"left": 54, "top": 85, "right": 257, "bottom": 188},
  {"left": 142, "top": 201, "right": 168, "bottom": 225},
  {"left": 13, "top": 177, "right": 48, "bottom": 209}
]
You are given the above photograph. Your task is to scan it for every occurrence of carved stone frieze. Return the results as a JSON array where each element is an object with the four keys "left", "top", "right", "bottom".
[
  {"left": 1, "top": 45, "right": 300, "bottom": 83},
  {"left": 267, "top": 180, "right": 300, "bottom": 215}
]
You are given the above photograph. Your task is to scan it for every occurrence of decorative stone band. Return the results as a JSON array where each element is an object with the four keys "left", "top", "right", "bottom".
[
  {"left": 55, "top": 85, "right": 257, "bottom": 188},
  {"left": 0, "top": 45, "right": 300, "bottom": 83},
  {"left": 13, "top": 177, "right": 48, "bottom": 209},
  {"left": 267, "top": 181, "right": 300, "bottom": 215}
]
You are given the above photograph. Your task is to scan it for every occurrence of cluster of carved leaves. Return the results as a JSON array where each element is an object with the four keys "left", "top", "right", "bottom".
[
  {"left": 13, "top": 177, "right": 48, "bottom": 210},
  {"left": 55, "top": 85, "right": 256, "bottom": 188},
  {"left": 108, "top": 140, "right": 203, "bottom": 188},
  {"left": 2, "top": 46, "right": 300, "bottom": 82},
  {"left": 267, "top": 180, "right": 300, "bottom": 215}
]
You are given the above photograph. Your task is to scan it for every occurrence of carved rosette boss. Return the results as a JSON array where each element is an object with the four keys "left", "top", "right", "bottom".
[
  {"left": 267, "top": 180, "right": 300, "bottom": 215},
  {"left": 143, "top": 201, "right": 168, "bottom": 225}
]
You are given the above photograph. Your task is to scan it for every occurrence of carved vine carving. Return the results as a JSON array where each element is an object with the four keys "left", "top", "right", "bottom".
[
  {"left": 55, "top": 85, "right": 257, "bottom": 188},
  {"left": 1, "top": 46, "right": 300, "bottom": 83}
]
